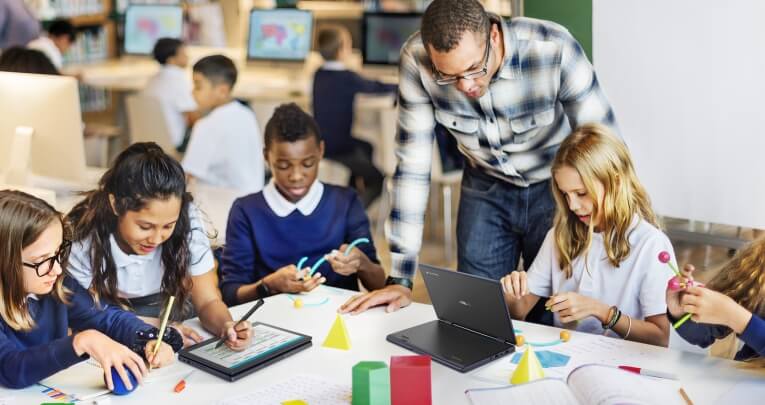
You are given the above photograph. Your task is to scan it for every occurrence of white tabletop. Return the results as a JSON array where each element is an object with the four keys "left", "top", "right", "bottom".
[{"left": 5, "top": 286, "right": 764, "bottom": 404}]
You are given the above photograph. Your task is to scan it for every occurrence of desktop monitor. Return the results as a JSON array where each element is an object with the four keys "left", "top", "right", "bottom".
[
  {"left": 247, "top": 9, "right": 313, "bottom": 61},
  {"left": 362, "top": 12, "right": 422, "bottom": 66},
  {"left": 124, "top": 4, "right": 184, "bottom": 55},
  {"left": 0, "top": 72, "right": 88, "bottom": 185}
]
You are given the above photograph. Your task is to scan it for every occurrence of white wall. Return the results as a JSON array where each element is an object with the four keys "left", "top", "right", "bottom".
[{"left": 593, "top": 0, "right": 765, "bottom": 229}]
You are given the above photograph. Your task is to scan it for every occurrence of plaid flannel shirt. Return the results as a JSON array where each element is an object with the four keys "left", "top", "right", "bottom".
[{"left": 387, "top": 15, "right": 618, "bottom": 281}]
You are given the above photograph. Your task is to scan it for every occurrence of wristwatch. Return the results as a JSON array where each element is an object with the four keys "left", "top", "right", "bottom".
[
  {"left": 256, "top": 279, "right": 272, "bottom": 298},
  {"left": 385, "top": 276, "right": 414, "bottom": 290}
]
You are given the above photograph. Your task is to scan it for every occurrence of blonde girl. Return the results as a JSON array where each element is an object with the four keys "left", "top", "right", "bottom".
[{"left": 502, "top": 123, "right": 673, "bottom": 346}]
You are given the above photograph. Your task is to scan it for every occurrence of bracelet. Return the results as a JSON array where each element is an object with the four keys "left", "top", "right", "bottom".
[
  {"left": 385, "top": 276, "right": 413, "bottom": 290},
  {"left": 255, "top": 279, "right": 272, "bottom": 298},
  {"left": 622, "top": 314, "right": 632, "bottom": 340},
  {"left": 604, "top": 306, "right": 622, "bottom": 330}
]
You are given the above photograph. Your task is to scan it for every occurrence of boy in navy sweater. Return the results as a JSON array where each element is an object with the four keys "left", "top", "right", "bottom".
[
  {"left": 220, "top": 103, "right": 386, "bottom": 306},
  {"left": 312, "top": 26, "right": 396, "bottom": 207}
]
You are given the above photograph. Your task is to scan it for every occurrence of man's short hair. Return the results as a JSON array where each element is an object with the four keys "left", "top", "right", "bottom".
[
  {"left": 47, "top": 19, "right": 77, "bottom": 42},
  {"left": 421, "top": 0, "right": 490, "bottom": 52},
  {"left": 152, "top": 38, "right": 184, "bottom": 65},
  {"left": 192, "top": 54, "right": 238, "bottom": 87},
  {"left": 317, "top": 26, "right": 344, "bottom": 61},
  {"left": 264, "top": 103, "right": 322, "bottom": 148}
]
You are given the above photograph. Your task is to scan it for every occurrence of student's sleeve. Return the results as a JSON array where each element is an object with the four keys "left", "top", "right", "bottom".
[
  {"left": 0, "top": 324, "right": 83, "bottom": 388},
  {"left": 669, "top": 311, "right": 732, "bottom": 349},
  {"left": 351, "top": 72, "right": 398, "bottom": 95},
  {"left": 638, "top": 233, "right": 675, "bottom": 317},
  {"left": 557, "top": 28, "right": 618, "bottom": 135},
  {"left": 188, "top": 205, "right": 215, "bottom": 277},
  {"left": 739, "top": 314, "right": 765, "bottom": 357},
  {"left": 220, "top": 198, "right": 259, "bottom": 306},
  {"left": 65, "top": 239, "right": 94, "bottom": 289},
  {"left": 525, "top": 229, "right": 556, "bottom": 297},
  {"left": 182, "top": 123, "right": 216, "bottom": 181},
  {"left": 344, "top": 191, "right": 379, "bottom": 264},
  {"left": 387, "top": 42, "right": 437, "bottom": 281}
]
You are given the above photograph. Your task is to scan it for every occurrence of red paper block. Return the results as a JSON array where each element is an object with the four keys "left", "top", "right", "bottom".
[{"left": 390, "top": 355, "right": 432, "bottom": 405}]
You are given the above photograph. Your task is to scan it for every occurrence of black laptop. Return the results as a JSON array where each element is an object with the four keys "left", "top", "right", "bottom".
[{"left": 386, "top": 264, "right": 517, "bottom": 373}]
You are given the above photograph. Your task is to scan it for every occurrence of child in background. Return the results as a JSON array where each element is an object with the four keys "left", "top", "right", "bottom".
[
  {"left": 312, "top": 25, "right": 396, "bottom": 207},
  {"left": 66, "top": 143, "right": 253, "bottom": 350},
  {"left": 668, "top": 238, "right": 765, "bottom": 365},
  {"left": 502, "top": 123, "right": 673, "bottom": 346},
  {"left": 0, "top": 190, "right": 181, "bottom": 389},
  {"left": 143, "top": 38, "right": 200, "bottom": 152},
  {"left": 27, "top": 19, "right": 76, "bottom": 69},
  {"left": 182, "top": 54, "right": 264, "bottom": 195},
  {"left": 220, "top": 103, "right": 386, "bottom": 306}
]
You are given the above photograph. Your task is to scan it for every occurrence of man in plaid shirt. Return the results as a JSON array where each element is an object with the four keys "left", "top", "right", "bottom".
[{"left": 340, "top": 0, "right": 617, "bottom": 315}]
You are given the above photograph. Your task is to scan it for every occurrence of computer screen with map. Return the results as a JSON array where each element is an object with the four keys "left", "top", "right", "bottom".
[
  {"left": 247, "top": 9, "right": 313, "bottom": 61},
  {"left": 362, "top": 12, "right": 422, "bottom": 66},
  {"left": 124, "top": 4, "right": 184, "bottom": 55}
]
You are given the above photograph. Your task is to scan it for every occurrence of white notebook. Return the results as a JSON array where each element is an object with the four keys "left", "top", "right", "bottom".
[{"left": 466, "top": 364, "right": 685, "bottom": 405}]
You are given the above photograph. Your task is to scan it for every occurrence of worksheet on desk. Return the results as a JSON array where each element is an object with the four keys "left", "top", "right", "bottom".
[
  {"left": 191, "top": 324, "right": 303, "bottom": 368},
  {"left": 216, "top": 374, "right": 351, "bottom": 405}
]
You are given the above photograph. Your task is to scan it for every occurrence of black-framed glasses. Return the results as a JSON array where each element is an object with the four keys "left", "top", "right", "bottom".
[
  {"left": 23, "top": 240, "right": 71, "bottom": 277},
  {"left": 433, "top": 30, "right": 492, "bottom": 86}
]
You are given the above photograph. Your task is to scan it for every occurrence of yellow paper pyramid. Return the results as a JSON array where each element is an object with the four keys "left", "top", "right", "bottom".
[
  {"left": 322, "top": 314, "right": 351, "bottom": 350},
  {"left": 282, "top": 401, "right": 307, "bottom": 405},
  {"left": 510, "top": 346, "right": 545, "bottom": 385}
]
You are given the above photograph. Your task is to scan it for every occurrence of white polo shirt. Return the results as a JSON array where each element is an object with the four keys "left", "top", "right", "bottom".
[
  {"left": 525, "top": 216, "right": 675, "bottom": 337},
  {"left": 182, "top": 100, "right": 264, "bottom": 195},
  {"left": 27, "top": 35, "right": 62, "bottom": 69},
  {"left": 142, "top": 65, "right": 197, "bottom": 147},
  {"left": 67, "top": 205, "right": 215, "bottom": 298}
]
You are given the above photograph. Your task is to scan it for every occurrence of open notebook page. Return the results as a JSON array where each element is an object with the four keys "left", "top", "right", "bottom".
[
  {"left": 567, "top": 364, "right": 684, "bottom": 405},
  {"left": 466, "top": 379, "right": 579, "bottom": 405}
]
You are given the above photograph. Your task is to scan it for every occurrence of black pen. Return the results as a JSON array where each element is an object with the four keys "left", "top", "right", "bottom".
[{"left": 215, "top": 298, "right": 264, "bottom": 349}]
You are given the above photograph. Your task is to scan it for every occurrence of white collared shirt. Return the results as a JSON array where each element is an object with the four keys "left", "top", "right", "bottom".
[
  {"left": 27, "top": 35, "right": 62, "bottom": 68},
  {"left": 143, "top": 64, "right": 197, "bottom": 147},
  {"left": 262, "top": 179, "right": 324, "bottom": 217},
  {"left": 67, "top": 205, "right": 215, "bottom": 298},
  {"left": 320, "top": 61, "right": 347, "bottom": 71}
]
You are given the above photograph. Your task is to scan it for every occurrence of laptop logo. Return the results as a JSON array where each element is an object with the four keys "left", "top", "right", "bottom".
[
  {"left": 425, "top": 271, "right": 439, "bottom": 277},
  {"left": 458, "top": 300, "right": 471, "bottom": 307}
]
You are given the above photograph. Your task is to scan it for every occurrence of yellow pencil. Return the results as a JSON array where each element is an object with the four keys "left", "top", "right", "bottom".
[
  {"left": 679, "top": 388, "right": 694, "bottom": 405},
  {"left": 149, "top": 296, "right": 175, "bottom": 371}
]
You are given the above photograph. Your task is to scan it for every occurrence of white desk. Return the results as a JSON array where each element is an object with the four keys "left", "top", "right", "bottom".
[{"left": 6, "top": 287, "right": 763, "bottom": 404}]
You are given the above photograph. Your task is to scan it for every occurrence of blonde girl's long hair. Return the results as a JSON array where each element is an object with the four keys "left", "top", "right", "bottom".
[
  {"left": 706, "top": 236, "right": 765, "bottom": 368},
  {"left": 551, "top": 123, "right": 659, "bottom": 278},
  {"left": 0, "top": 190, "right": 70, "bottom": 331}
]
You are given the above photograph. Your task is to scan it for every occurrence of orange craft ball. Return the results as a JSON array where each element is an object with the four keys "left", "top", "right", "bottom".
[
  {"left": 516, "top": 335, "right": 525, "bottom": 346},
  {"left": 560, "top": 330, "right": 571, "bottom": 342}
]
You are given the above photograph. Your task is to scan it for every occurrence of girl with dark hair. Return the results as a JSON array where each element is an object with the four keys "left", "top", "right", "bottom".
[
  {"left": 0, "top": 190, "right": 181, "bottom": 389},
  {"left": 66, "top": 142, "right": 252, "bottom": 350}
]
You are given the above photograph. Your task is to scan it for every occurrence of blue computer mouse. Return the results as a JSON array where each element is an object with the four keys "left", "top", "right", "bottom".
[{"left": 106, "top": 367, "right": 138, "bottom": 395}]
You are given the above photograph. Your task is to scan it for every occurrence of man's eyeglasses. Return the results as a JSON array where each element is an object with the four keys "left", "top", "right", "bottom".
[
  {"left": 433, "top": 31, "right": 492, "bottom": 86},
  {"left": 23, "top": 241, "right": 71, "bottom": 277}
]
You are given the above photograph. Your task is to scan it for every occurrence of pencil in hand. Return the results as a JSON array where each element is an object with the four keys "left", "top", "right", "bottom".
[
  {"left": 214, "top": 298, "right": 264, "bottom": 349},
  {"left": 150, "top": 296, "right": 175, "bottom": 371}
]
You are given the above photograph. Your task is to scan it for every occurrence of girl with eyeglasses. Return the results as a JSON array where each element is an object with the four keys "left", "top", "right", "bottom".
[{"left": 0, "top": 190, "right": 182, "bottom": 389}]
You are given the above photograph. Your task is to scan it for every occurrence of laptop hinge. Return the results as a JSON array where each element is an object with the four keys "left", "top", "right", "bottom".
[{"left": 441, "top": 320, "right": 513, "bottom": 345}]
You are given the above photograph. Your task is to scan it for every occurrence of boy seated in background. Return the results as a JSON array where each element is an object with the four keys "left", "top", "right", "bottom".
[
  {"left": 220, "top": 103, "right": 386, "bottom": 306},
  {"left": 143, "top": 37, "right": 200, "bottom": 152},
  {"left": 182, "top": 54, "right": 264, "bottom": 195},
  {"left": 27, "top": 18, "right": 75, "bottom": 70},
  {"left": 312, "top": 25, "right": 396, "bottom": 207}
]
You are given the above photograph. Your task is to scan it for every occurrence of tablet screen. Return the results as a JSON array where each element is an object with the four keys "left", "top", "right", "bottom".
[{"left": 188, "top": 324, "right": 304, "bottom": 369}]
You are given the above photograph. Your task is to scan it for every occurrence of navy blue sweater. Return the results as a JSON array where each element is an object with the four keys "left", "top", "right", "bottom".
[
  {"left": 220, "top": 185, "right": 379, "bottom": 305},
  {"left": 312, "top": 68, "right": 397, "bottom": 156},
  {"left": 0, "top": 277, "right": 154, "bottom": 388},
  {"left": 670, "top": 310, "right": 765, "bottom": 361}
]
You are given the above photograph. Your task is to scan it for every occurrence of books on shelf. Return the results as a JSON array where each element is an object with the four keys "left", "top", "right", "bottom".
[{"left": 26, "top": 0, "right": 104, "bottom": 20}]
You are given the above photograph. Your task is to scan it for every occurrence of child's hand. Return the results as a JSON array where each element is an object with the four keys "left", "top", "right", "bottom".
[
  {"left": 500, "top": 271, "right": 528, "bottom": 300},
  {"left": 680, "top": 286, "right": 753, "bottom": 333},
  {"left": 327, "top": 245, "right": 366, "bottom": 276},
  {"left": 144, "top": 340, "right": 175, "bottom": 368},
  {"left": 171, "top": 323, "right": 205, "bottom": 348},
  {"left": 666, "top": 263, "right": 696, "bottom": 318},
  {"left": 72, "top": 330, "right": 146, "bottom": 391},
  {"left": 221, "top": 320, "right": 253, "bottom": 351},
  {"left": 546, "top": 292, "right": 610, "bottom": 324},
  {"left": 266, "top": 265, "right": 325, "bottom": 293}
]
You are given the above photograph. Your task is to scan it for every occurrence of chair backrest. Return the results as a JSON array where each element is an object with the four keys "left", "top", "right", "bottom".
[
  {"left": 1, "top": 127, "right": 34, "bottom": 186},
  {"left": 125, "top": 93, "right": 180, "bottom": 159},
  {"left": 318, "top": 159, "right": 351, "bottom": 186}
]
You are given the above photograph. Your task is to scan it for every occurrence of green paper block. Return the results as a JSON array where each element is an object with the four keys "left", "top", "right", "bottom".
[{"left": 352, "top": 361, "right": 391, "bottom": 405}]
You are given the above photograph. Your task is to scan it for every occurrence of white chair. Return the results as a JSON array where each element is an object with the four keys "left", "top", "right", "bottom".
[
  {"left": 318, "top": 159, "right": 351, "bottom": 186},
  {"left": 125, "top": 94, "right": 181, "bottom": 159},
  {"left": 1, "top": 126, "right": 34, "bottom": 186}
]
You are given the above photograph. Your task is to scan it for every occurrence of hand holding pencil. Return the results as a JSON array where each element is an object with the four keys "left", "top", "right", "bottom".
[{"left": 215, "top": 299, "right": 263, "bottom": 351}]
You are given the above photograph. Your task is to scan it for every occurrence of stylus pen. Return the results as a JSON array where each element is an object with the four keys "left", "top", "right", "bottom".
[{"left": 214, "top": 298, "right": 264, "bottom": 349}]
